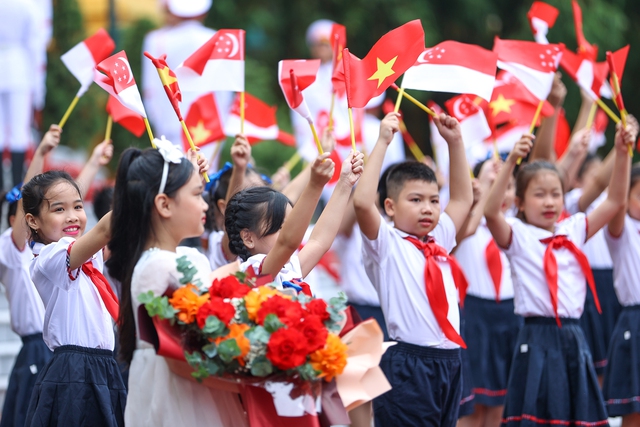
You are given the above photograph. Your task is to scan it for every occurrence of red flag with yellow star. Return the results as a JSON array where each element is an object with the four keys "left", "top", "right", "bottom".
[
  {"left": 182, "top": 93, "right": 225, "bottom": 151},
  {"left": 143, "top": 52, "right": 183, "bottom": 120},
  {"left": 342, "top": 20, "right": 425, "bottom": 108},
  {"left": 331, "top": 23, "right": 347, "bottom": 71}
]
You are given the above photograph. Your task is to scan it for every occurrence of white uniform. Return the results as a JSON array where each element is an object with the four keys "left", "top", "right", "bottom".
[
  {"left": 240, "top": 253, "right": 303, "bottom": 289},
  {"left": 31, "top": 238, "right": 114, "bottom": 351},
  {"left": 504, "top": 214, "right": 589, "bottom": 318},
  {"left": 0, "top": 229, "right": 45, "bottom": 336},
  {"left": 206, "top": 230, "right": 233, "bottom": 271},
  {"left": 142, "top": 20, "right": 233, "bottom": 146},
  {"left": 605, "top": 215, "right": 640, "bottom": 306},
  {"left": 455, "top": 220, "right": 514, "bottom": 301},
  {"left": 361, "top": 213, "right": 461, "bottom": 348}
]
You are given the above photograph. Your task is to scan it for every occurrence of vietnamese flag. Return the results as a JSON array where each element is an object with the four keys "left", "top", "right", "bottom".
[
  {"left": 224, "top": 93, "right": 295, "bottom": 146},
  {"left": 94, "top": 51, "right": 147, "bottom": 118},
  {"left": 527, "top": 1, "right": 559, "bottom": 44},
  {"left": 278, "top": 59, "right": 321, "bottom": 122},
  {"left": 144, "top": 52, "right": 183, "bottom": 120},
  {"left": 572, "top": 0, "right": 598, "bottom": 61},
  {"left": 61, "top": 29, "right": 115, "bottom": 96},
  {"left": 342, "top": 20, "right": 425, "bottom": 108},
  {"left": 182, "top": 93, "right": 225, "bottom": 151},
  {"left": 106, "top": 96, "right": 145, "bottom": 137}
]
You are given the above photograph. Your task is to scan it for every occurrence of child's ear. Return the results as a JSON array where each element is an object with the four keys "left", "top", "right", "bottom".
[
  {"left": 383, "top": 197, "right": 395, "bottom": 218},
  {"left": 217, "top": 199, "right": 227, "bottom": 216},
  {"left": 240, "top": 229, "right": 255, "bottom": 249},
  {"left": 25, "top": 213, "right": 38, "bottom": 232},
  {"left": 154, "top": 194, "right": 172, "bottom": 219}
]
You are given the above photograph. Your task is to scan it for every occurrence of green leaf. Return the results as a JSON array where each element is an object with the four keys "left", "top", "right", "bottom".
[
  {"left": 297, "top": 363, "right": 321, "bottom": 381},
  {"left": 202, "top": 342, "right": 218, "bottom": 358},
  {"left": 202, "top": 315, "right": 227, "bottom": 336},
  {"left": 234, "top": 271, "right": 248, "bottom": 284},
  {"left": 175, "top": 255, "right": 202, "bottom": 287},
  {"left": 137, "top": 291, "right": 155, "bottom": 304},
  {"left": 245, "top": 325, "right": 270, "bottom": 345},
  {"left": 329, "top": 293, "right": 348, "bottom": 312},
  {"left": 250, "top": 356, "right": 274, "bottom": 377},
  {"left": 141, "top": 293, "right": 177, "bottom": 320},
  {"left": 263, "top": 313, "right": 284, "bottom": 333},
  {"left": 185, "top": 350, "right": 203, "bottom": 368},
  {"left": 203, "top": 358, "right": 222, "bottom": 376},
  {"left": 218, "top": 339, "right": 241, "bottom": 363}
]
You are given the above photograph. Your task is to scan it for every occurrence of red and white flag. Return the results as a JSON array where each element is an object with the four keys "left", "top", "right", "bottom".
[
  {"left": 445, "top": 94, "right": 492, "bottom": 146},
  {"left": 572, "top": 0, "right": 598, "bottom": 61},
  {"left": 176, "top": 29, "right": 245, "bottom": 92},
  {"left": 278, "top": 59, "right": 321, "bottom": 122},
  {"left": 560, "top": 47, "right": 608, "bottom": 100},
  {"left": 487, "top": 123, "right": 531, "bottom": 154},
  {"left": 493, "top": 38, "right": 563, "bottom": 100},
  {"left": 61, "top": 29, "right": 115, "bottom": 96},
  {"left": 106, "top": 96, "right": 145, "bottom": 137},
  {"left": 589, "top": 110, "right": 608, "bottom": 153},
  {"left": 527, "top": 2, "right": 559, "bottom": 44},
  {"left": 402, "top": 41, "right": 498, "bottom": 101},
  {"left": 225, "top": 93, "right": 295, "bottom": 146},
  {"left": 94, "top": 51, "right": 147, "bottom": 118}
]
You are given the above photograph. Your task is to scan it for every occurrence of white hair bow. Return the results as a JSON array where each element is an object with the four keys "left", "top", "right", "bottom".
[{"left": 154, "top": 136, "right": 184, "bottom": 194}]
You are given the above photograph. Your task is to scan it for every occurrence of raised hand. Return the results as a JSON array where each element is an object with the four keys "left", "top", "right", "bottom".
[
  {"left": 309, "top": 152, "right": 334, "bottom": 188},
  {"left": 38, "top": 124, "right": 62, "bottom": 156},
  {"left": 378, "top": 112, "right": 400, "bottom": 145},
  {"left": 507, "top": 134, "right": 534, "bottom": 164},
  {"left": 433, "top": 113, "right": 463, "bottom": 145},
  {"left": 230, "top": 134, "right": 251, "bottom": 169},
  {"left": 339, "top": 150, "right": 365, "bottom": 187},
  {"left": 91, "top": 140, "right": 114, "bottom": 166}
]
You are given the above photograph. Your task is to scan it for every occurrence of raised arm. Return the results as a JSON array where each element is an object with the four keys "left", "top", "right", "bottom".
[
  {"left": 572, "top": 89, "right": 596, "bottom": 138},
  {"left": 299, "top": 151, "right": 364, "bottom": 277},
  {"left": 68, "top": 211, "right": 112, "bottom": 270},
  {"left": 485, "top": 135, "right": 533, "bottom": 248},
  {"left": 457, "top": 160, "right": 498, "bottom": 242},
  {"left": 225, "top": 135, "right": 250, "bottom": 204},
  {"left": 531, "top": 73, "right": 567, "bottom": 162},
  {"left": 353, "top": 113, "right": 400, "bottom": 240},
  {"left": 76, "top": 140, "right": 114, "bottom": 198},
  {"left": 439, "top": 114, "right": 473, "bottom": 231},
  {"left": 556, "top": 127, "right": 590, "bottom": 191}
]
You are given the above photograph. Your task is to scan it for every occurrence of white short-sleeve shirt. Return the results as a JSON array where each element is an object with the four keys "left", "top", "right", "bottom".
[
  {"left": 605, "top": 215, "right": 640, "bottom": 306},
  {"left": 455, "top": 220, "right": 514, "bottom": 300},
  {"left": 31, "top": 237, "right": 114, "bottom": 351},
  {"left": 240, "top": 254, "right": 303, "bottom": 289},
  {"left": 207, "top": 230, "right": 235, "bottom": 271},
  {"left": 504, "top": 214, "right": 589, "bottom": 318},
  {"left": 361, "top": 213, "right": 461, "bottom": 348},
  {"left": 0, "top": 228, "right": 45, "bottom": 336}
]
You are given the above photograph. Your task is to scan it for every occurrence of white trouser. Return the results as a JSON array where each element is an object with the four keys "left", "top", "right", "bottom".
[{"left": 0, "top": 90, "right": 32, "bottom": 152}]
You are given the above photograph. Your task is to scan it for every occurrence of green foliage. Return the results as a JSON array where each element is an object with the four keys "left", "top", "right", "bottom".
[
  {"left": 327, "top": 293, "right": 348, "bottom": 332},
  {"left": 263, "top": 313, "right": 284, "bottom": 333},
  {"left": 245, "top": 325, "right": 270, "bottom": 345},
  {"left": 202, "top": 315, "right": 227, "bottom": 336},
  {"left": 297, "top": 363, "right": 321, "bottom": 382},
  {"left": 176, "top": 255, "right": 202, "bottom": 286},
  {"left": 217, "top": 339, "right": 242, "bottom": 363},
  {"left": 250, "top": 355, "right": 274, "bottom": 377},
  {"left": 138, "top": 291, "right": 176, "bottom": 319}
]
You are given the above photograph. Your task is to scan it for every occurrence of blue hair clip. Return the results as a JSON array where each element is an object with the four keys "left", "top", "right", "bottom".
[
  {"left": 206, "top": 162, "right": 233, "bottom": 192},
  {"left": 5, "top": 183, "right": 23, "bottom": 203},
  {"left": 260, "top": 174, "right": 273, "bottom": 185}
]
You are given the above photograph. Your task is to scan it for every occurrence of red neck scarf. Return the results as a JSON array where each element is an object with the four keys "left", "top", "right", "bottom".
[
  {"left": 539, "top": 235, "right": 600, "bottom": 327},
  {"left": 485, "top": 239, "right": 503, "bottom": 303},
  {"left": 404, "top": 236, "right": 468, "bottom": 348}
]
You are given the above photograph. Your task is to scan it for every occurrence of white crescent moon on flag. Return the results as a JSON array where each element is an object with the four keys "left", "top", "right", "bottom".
[
  {"left": 417, "top": 50, "right": 431, "bottom": 64},
  {"left": 118, "top": 56, "right": 134, "bottom": 84},
  {"left": 453, "top": 97, "right": 469, "bottom": 119},
  {"left": 227, "top": 33, "right": 239, "bottom": 58}
]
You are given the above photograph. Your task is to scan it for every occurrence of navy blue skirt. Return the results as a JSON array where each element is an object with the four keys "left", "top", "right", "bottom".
[
  {"left": 24, "top": 345, "right": 127, "bottom": 427},
  {"left": 603, "top": 305, "right": 640, "bottom": 417},
  {"left": 459, "top": 306, "right": 475, "bottom": 417},
  {"left": 463, "top": 295, "right": 522, "bottom": 407},
  {"left": 501, "top": 317, "right": 608, "bottom": 427},
  {"left": 374, "top": 341, "right": 462, "bottom": 427},
  {"left": 579, "top": 268, "right": 621, "bottom": 375},
  {"left": 0, "top": 334, "right": 52, "bottom": 427}
]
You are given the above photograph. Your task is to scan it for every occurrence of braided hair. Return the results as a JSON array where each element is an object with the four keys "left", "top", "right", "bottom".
[{"left": 224, "top": 186, "right": 291, "bottom": 261}]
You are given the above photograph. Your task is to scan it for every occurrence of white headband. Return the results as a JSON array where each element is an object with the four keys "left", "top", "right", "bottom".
[{"left": 154, "top": 136, "right": 184, "bottom": 195}]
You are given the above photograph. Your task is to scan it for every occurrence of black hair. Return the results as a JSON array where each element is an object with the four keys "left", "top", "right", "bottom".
[
  {"left": 377, "top": 162, "right": 401, "bottom": 209},
  {"left": 93, "top": 186, "right": 114, "bottom": 220},
  {"left": 106, "top": 148, "right": 195, "bottom": 365},
  {"left": 0, "top": 193, "right": 19, "bottom": 230},
  {"left": 22, "top": 171, "right": 82, "bottom": 243},
  {"left": 515, "top": 161, "right": 564, "bottom": 221},
  {"left": 473, "top": 160, "right": 488, "bottom": 180},
  {"left": 224, "top": 186, "right": 291, "bottom": 261},
  {"left": 384, "top": 161, "right": 438, "bottom": 201},
  {"left": 577, "top": 153, "right": 600, "bottom": 181},
  {"left": 630, "top": 164, "right": 640, "bottom": 192}
]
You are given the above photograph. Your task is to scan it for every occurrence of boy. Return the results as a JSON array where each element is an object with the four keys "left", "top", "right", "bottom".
[{"left": 353, "top": 112, "right": 473, "bottom": 426}]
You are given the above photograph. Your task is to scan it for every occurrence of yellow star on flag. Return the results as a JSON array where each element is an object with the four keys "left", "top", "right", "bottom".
[
  {"left": 158, "top": 66, "right": 178, "bottom": 87},
  {"left": 190, "top": 120, "right": 212, "bottom": 146},
  {"left": 368, "top": 56, "right": 398, "bottom": 88},
  {"left": 489, "top": 94, "right": 516, "bottom": 117}
]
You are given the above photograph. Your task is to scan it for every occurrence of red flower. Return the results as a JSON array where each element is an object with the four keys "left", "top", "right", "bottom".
[
  {"left": 305, "top": 299, "right": 330, "bottom": 322},
  {"left": 197, "top": 296, "right": 236, "bottom": 327},
  {"left": 295, "top": 315, "right": 328, "bottom": 353},
  {"left": 266, "top": 328, "right": 309, "bottom": 370},
  {"left": 257, "top": 295, "right": 304, "bottom": 327},
  {"left": 209, "top": 275, "right": 251, "bottom": 299}
]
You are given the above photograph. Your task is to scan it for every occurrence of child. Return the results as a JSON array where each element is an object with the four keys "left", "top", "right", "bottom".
[
  {"left": 224, "top": 149, "right": 364, "bottom": 287},
  {"left": 455, "top": 159, "right": 521, "bottom": 427},
  {"left": 0, "top": 125, "right": 60, "bottom": 427},
  {"left": 353, "top": 112, "right": 473, "bottom": 426},
  {"left": 483, "top": 122, "right": 635, "bottom": 426},
  {"left": 21, "top": 165, "right": 124, "bottom": 426},
  {"left": 106, "top": 140, "right": 248, "bottom": 427},
  {"left": 602, "top": 164, "right": 640, "bottom": 424}
]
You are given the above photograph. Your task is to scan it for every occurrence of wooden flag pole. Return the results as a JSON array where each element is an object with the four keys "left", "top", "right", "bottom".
[
  {"left": 517, "top": 100, "right": 545, "bottom": 165},
  {"left": 143, "top": 118, "right": 156, "bottom": 148},
  {"left": 284, "top": 152, "right": 302, "bottom": 172},
  {"left": 595, "top": 98, "right": 621, "bottom": 124},
  {"left": 328, "top": 92, "right": 336, "bottom": 130},
  {"left": 390, "top": 84, "right": 436, "bottom": 117},
  {"left": 105, "top": 115, "right": 113, "bottom": 142},
  {"left": 585, "top": 102, "right": 597, "bottom": 130},
  {"left": 209, "top": 140, "right": 224, "bottom": 169},
  {"left": 609, "top": 71, "right": 633, "bottom": 156},
  {"left": 394, "top": 87, "right": 405, "bottom": 113},
  {"left": 240, "top": 91, "right": 245, "bottom": 134},
  {"left": 348, "top": 108, "right": 357, "bottom": 152},
  {"left": 59, "top": 96, "right": 80, "bottom": 128},
  {"left": 493, "top": 139, "right": 500, "bottom": 162},
  {"left": 180, "top": 119, "right": 210, "bottom": 182},
  {"left": 309, "top": 121, "right": 324, "bottom": 154},
  {"left": 398, "top": 119, "right": 425, "bottom": 162}
]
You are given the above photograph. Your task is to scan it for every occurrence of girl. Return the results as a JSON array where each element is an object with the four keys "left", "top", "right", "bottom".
[
  {"left": 483, "top": 122, "right": 635, "bottom": 426},
  {"left": 106, "top": 139, "right": 247, "bottom": 427},
  {"left": 22, "top": 168, "right": 124, "bottom": 426},
  {"left": 224, "top": 149, "right": 363, "bottom": 287},
  {"left": 602, "top": 164, "right": 640, "bottom": 425},
  {"left": 456, "top": 159, "right": 521, "bottom": 427}
]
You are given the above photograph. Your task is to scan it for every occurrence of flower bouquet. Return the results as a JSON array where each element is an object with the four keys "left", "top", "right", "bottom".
[{"left": 138, "top": 256, "right": 352, "bottom": 426}]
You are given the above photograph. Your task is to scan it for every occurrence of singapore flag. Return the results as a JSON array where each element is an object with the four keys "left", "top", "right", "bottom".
[{"left": 176, "top": 29, "right": 245, "bottom": 92}]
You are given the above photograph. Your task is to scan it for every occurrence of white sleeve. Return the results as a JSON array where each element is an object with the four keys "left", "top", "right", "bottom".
[
  {"left": 239, "top": 254, "right": 267, "bottom": 276},
  {"left": 564, "top": 189, "right": 583, "bottom": 215},
  {"left": 132, "top": 251, "right": 182, "bottom": 299},
  {"left": 360, "top": 215, "right": 392, "bottom": 265},
  {"left": 503, "top": 217, "right": 526, "bottom": 256},
  {"left": 604, "top": 215, "right": 632, "bottom": 258},
  {"left": 31, "top": 238, "right": 77, "bottom": 291},
  {"left": 0, "top": 231, "right": 27, "bottom": 266},
  {"left": 432, "top": 212, "right": 457, "bottom": 253},
  {"left": 561, "top": 213, "right": 588, "bottom": 247}
]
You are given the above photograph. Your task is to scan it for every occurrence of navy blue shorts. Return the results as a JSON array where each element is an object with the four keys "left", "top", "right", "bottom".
[
  {"left": 603, "top": 305, "right": 640, "bottom": 416},
  {"left": 374, "top": 341, "right": 462, "bottom": 427},
  {"left": 502, "top": 317, "right": 608, "bottom": 426}
]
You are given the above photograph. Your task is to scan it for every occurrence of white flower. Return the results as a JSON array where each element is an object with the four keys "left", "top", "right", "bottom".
[{"left": 154, "top": 136, "right": 183, "bottom": 164}]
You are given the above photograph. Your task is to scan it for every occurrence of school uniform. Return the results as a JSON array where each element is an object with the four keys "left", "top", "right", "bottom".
[
  {"left": 603, "top": 215, "right": 640, "bottom": 416},
  {"left": 361, "top": 213, "right": 464, "bottom": 427},
  {"left": 207, "top": 230, "right": 232, "bottom": 271},
  {"left": 566, "top": 189, "right": 620, "bottom": 374},
  {"left": 241, "top": 253, "right": 306, "bottom": 292},
  {"left": 25, "top": 237, "right": 126, "bottom": 427},
  {"left": 0, "top": 229, "right": 51, "bottom": 427},
  {"left": 455, "top": 221, "right": 522, "bottom": 411},
  {"left": 501, "top": 214, "right": 608, "bottom": 426}
]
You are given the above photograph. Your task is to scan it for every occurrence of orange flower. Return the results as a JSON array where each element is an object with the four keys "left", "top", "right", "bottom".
[
  {"left": 215, "top": 323, "right": 251, "bottom": 366},
  {"left": 169, "top": 284, "right": 209, "bottom": 324},
  {"left": 310, "top": 333, "right": 348, "bottom": 382},
  {"left": 244, "top": 286, "right": 279, "bottom": 321}
]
